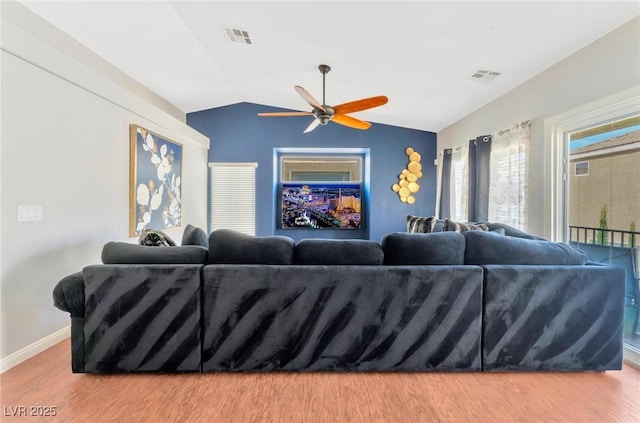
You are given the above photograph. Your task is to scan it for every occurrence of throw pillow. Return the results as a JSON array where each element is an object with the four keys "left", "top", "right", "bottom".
[
  {"left": 463, "top": 230, "right": 588, "bottom": 265},
  {"left": 138, "top": 229, "right": 176, "bottom": 246},
  {"left": 406, "top": 215, "right": 446, "bottom": 233},
  {"left": 444, "top": 219, "right": 489, "bottom": 233},
  {"left": 381, "top": 231, "right": 465, "bottom": 265},
  {"left": 181, "top": 224, "right": 209, "bottom": 247}
]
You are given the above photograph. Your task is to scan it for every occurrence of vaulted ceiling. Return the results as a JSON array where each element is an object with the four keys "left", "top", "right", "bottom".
[{"left": 19, "top": 1, "right": 640, "bottom": 132}]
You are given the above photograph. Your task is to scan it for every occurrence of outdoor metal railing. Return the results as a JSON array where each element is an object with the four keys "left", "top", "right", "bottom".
[
  {"left": 569, "top": 225, "right": 639, "bottom": 248},
  {"left": 569, "top": 225, "right": 640, "bottom": 339}
]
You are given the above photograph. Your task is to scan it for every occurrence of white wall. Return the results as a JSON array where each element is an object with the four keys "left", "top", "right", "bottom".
[
  {"left": 0, "top": 2, "right": 210, "bottom": 361},
  {"left": 437, "top": 17, "right": 640, "bottom": 237}
]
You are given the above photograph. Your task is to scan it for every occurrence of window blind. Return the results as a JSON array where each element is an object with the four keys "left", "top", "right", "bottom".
[{"left": 209, "top": 162, "right": 258, "bottom": 235}]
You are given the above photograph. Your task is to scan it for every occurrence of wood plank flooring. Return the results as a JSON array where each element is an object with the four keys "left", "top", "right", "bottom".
[{"left": 1, "top": 338, "right": 639, "bottom": 422}]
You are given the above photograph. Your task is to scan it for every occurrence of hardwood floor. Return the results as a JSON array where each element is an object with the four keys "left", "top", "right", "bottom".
[{"left": 1, "top": 339, "right": 638, "bottom": 422}]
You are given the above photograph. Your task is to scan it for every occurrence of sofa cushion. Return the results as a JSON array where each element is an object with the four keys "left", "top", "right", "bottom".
[
  {"left": 406, "top": 214, "right": 445, "bottom": 233},
  {"left": 381, "top": 232, "right": 466, "bottom": 265},
  {"left": 102, "top": 242, "right": 208, "bottom": 264},
  {"left": 208, "top": 229, "right": 294, "bottom": 265},
  {"left": 463, "top": 230, "right": 588, "bottom": 265},
  {"left": 294, "top": 239, "right": 384, "bottom": 265},
  {"left": 444, "top": 219, "right": 488, "bottom": 232},
  {"left": 181, "top": 224, "right": 209, "bottom": 247}
]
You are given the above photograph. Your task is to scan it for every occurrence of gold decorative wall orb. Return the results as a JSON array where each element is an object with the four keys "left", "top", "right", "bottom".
[
  {"left": 407, "top": 161, "right": 422, "bottom": 173},
  {"left": 391, "top": 147, "right": 425, "bottom": 204}
]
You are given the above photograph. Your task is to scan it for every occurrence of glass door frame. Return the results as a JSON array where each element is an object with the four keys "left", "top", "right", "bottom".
[{"left": 544, "top": 86, "right": 640, "bottom": 368}]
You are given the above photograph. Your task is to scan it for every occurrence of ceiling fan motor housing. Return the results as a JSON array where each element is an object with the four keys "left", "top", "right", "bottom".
[{"left": 313, "top": 105, "right": 334, "bottom": 125}]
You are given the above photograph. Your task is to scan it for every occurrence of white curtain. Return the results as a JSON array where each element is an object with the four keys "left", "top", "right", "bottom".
[
  {"left": 450, "top": 142, "right": 469, "bottom": 221},
  {"left": 488, "top": 121, "right": 531, "bottom": 230}
]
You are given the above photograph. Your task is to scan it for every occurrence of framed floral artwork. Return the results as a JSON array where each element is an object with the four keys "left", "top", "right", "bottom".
[{"left": 129, "top": 124, "right": 183, "bottom": 237}]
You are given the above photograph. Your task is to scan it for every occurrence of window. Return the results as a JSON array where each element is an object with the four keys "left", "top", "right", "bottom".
[
  {"left": 290, "top": 171, "right": 350, "bottom": 181},
  {"left": 439, "top": 125, "right": 529, "bottom": 228},
  {"left": 488, "top": 121, "right": 530, "bottom": 230},
  {"left": 575, "top": 161, "right": 589, "bottom": 176},
  {"left": 209, "top": 162, "right": 257, "bottom": 235},
  {"left": 450, "top": 144, "right": 469, "bottom": 221},
  {"left": 544, "top": 86, "right": 640, "bottom": 367},
  {"left": 281, "top": 156, "right": 361, "bottom": 182}
]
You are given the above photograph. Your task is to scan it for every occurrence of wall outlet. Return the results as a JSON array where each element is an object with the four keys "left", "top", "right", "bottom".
[{"left": 17, "top": 205, "right": 43, "bottom": 222}]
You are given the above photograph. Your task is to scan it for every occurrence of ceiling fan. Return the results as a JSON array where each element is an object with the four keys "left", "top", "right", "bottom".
[{"left": 258, "top": 64, "right": 388, "bottom": 134}]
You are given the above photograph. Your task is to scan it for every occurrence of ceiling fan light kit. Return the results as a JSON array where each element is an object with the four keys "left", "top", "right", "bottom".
[{"left": 258, "top": 64, "right": 388, "bottom": 133}]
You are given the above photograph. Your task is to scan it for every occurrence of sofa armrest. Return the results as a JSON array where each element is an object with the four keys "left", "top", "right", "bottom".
[
  {"left": 81, "top": 264, "right": 203, "bottom": 372},
  {"left": 53, "top": 272, "right": 85, "bottom": 317},
  {"left": 482, "top": 264, "right": 625, "bottom": 371}
]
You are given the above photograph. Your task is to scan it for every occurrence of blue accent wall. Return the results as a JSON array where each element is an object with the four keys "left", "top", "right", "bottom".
[{"left": 187, "top": 102, "right": 437, "bottom": 242}]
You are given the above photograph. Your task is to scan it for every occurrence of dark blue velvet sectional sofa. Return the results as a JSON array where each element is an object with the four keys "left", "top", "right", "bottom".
[{"left": 53, "top": 224, "right": 625, "bottom": 373}]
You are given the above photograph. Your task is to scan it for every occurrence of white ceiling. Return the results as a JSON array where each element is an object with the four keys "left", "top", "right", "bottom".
[{"left": 18, "top": 1, "right": 640, "bottom": 132}]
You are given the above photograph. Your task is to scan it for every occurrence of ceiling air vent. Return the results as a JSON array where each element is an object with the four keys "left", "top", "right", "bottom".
[
  {"left": 223, "top": 27, "right": 252, "bottom": 45},
  {"left": 467, "top": 68, "right": 501, "bottom": 83}
]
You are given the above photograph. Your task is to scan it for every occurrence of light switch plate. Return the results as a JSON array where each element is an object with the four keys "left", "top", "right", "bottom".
[{"left": 17, "top": 205, "right": 43, "bottom": 222}]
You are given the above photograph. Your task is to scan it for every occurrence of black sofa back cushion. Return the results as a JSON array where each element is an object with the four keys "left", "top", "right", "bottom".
[
  {"left": 381, "top": 232, "right": 466, "bottom": 265},
  {"left": 463, "top": 230, "right": 588, "bottom": 265},
  {"left": 294, "top": 239, "right": 384, "bottom": 265},
  {"left": 181, "top": 224, "right": 209, "bottom": 247},
  {"left": 208, "top": 229, "right": 295, "bottom": 265},
  {"left": 102, "top": 242, "right": 208, "bottom": 264}
]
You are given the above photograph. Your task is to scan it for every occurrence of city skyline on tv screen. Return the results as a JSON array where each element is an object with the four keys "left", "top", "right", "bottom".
[{"left": 281, "top": 183, "right": 362, "bottom": 229}]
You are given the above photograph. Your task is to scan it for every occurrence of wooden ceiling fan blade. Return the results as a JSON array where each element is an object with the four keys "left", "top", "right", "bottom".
[
  {"left": 334, "top": 96, "right": 388, "bottom": 115},
  {"left": 332, "top": 114, "right": 371, "bottom": 130},
  {"left": 303, "top": 118, "right": 322, "bottom": 134},
  {"left": 257, "top": 111, "right": 312, "bottom": 117},
  {"left": 295, "top": 85, "right": 325, "bottom": 112}
]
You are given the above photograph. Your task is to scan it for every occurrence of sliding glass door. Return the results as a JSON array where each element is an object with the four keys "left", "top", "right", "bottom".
[{"left": 566, "top": 115, "right": 640, "bottom": 365}]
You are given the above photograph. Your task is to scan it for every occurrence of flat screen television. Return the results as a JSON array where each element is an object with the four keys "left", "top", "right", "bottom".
[{"left": 281, "top": 183, "right": 362, "bottom": 229}]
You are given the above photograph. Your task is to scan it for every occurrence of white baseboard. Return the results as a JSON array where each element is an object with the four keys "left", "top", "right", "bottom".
[{"left": 1, "top": 326, "right": 70, "bottom": 374}]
